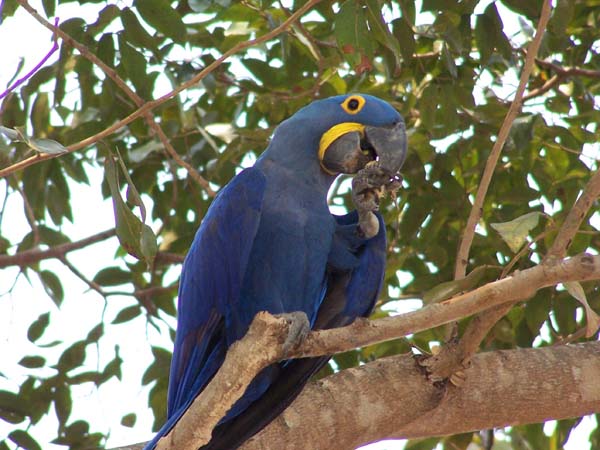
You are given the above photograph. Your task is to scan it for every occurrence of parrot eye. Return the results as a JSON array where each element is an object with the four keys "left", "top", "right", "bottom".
[{"left": 341, "top": 95, "right": 365, "bottom": 114}]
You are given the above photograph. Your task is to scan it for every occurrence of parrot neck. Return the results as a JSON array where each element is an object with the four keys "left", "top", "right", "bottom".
[
  {"left": 256, "top": 119, "right": 338, "bottom": 197},
  {"left": 255, "top": 155, "right": 335, "bottom": 199}
]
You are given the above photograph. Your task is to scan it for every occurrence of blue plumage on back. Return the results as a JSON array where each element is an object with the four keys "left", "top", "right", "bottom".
[{"left": 145, "top": 94, "right": 404, "bottom": 450}]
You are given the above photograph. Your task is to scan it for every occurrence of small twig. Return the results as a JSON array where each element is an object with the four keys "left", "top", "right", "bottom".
[
  {"left": 0, "top": 0, "right": 323, "bottom": 179},
  {"left": 500, "top": 228, "right": 552, "bottom": 278},
  {"left": 154, "top": 251, "right": 185, "bottom": 265},
  {"left": 454, "top": 0, "right": 552, "bottom": 280},
  {"left": 522, "top": 73, "right": 561, "bottom": 101},
  {"left": 132, "top": 284, "right": 178, "bottom": 300},
  {"left": 0, "top": 17, "right": 60, "bottom": 100},
  {"left": 60, "top": 254, "right": 107, "bottom": 297}
]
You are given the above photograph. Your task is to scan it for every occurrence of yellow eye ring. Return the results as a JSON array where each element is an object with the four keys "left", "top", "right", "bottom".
[{"left": 341, "top": 95, "right": 365, "bottom": 114}]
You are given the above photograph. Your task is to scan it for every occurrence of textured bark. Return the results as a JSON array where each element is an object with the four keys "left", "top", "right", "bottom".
[{"left": 242, "top": 341, "right": 600, "bottom": 450}]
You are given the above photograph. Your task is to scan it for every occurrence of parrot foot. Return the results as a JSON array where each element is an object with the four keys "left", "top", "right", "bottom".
[
  {"left": 352, "top": 163, "right": 384, "bottom": 239},
  {"left": 274, "top": 311, "right": 310, "bottom": 356},
  {"left": 352, "top": 161, "right": 403, "bottom": 239}
]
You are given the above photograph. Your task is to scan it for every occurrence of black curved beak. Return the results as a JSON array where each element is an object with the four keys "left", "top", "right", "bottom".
[{"left": 321, "top": 120, "right": 407, "bottom": 177}]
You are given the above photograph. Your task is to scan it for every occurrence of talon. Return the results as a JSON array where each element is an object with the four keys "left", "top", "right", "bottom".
[{"left": 275, "top": 311, "right": 310, "bottom": 356}]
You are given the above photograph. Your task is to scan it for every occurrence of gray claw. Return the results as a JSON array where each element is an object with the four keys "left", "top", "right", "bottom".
[{"left": 275, "top": 311, "right": 310, "bottom": 356}]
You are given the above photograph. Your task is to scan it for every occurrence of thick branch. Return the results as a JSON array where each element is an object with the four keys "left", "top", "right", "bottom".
[
  {"left": 116, "top": 341, "right": 600, "bottom": 450},
  {"left": 0, "top": 229, "right": 115, "bottom": 268},
  {"left": 118, "top": 253, "right": 600, "bottom": 450},
  {"left": 243, "top": 341, "right": 600, "bottom": 450},
  {"left": 112, "top": 254, "right": 600, "bottom": 450},
  {"left": 454, "top": 0, "right": 552, "bottom": 279}
]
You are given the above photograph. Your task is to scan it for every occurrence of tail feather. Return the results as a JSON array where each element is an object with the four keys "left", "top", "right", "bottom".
[{"left": 202, "top": 357, "right": 331, "bottom": 450}]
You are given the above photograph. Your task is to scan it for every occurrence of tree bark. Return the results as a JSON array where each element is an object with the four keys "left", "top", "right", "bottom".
[
  {"left": 242, "top": 341, "right": 600, "bottom": 449},
  {"left": 118, "top": 341, "right": 600, "bottom": 450}
]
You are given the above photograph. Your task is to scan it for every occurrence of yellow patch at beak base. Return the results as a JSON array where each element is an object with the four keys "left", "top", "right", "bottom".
[{"left": 318, "top": 122, "right": 366, "bottom": 174}]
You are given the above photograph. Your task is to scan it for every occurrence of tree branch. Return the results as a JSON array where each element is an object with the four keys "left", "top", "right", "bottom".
[
  {"left": 122, "top": 252, "right": 600, "bottom": 450},
  {"left": 545, "top": 168, "right": 600, "bottom": 261},
  {"left": 155, "top": 313, "right": 294, "bottom": 450},
  {"left": 454, "top": 0, "right": 552, "bottom": 279},
  {"left": 0, "top": 0, "right": 324, "bottom": 179},
  {"left": 291, "top": 253, "right": 599, "bottom": 358},
  {"left": 115, "top": 332, "right": 600, "bottom": 450},
  {"left": 243, "top": 341, "right": 600, "bottom": 450},
  {"left": 0, "top": 229, "right": 116, "bottom": 268}
]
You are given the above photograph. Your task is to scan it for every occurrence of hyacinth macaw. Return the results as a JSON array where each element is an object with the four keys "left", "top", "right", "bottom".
[{"left": 145, "top": 94, "right": 407, "bottom": 450}]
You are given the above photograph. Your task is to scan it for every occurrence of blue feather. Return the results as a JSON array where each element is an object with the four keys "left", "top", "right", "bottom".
[{"left": 145, "top": 94, "right": 401, "bottom": 450}]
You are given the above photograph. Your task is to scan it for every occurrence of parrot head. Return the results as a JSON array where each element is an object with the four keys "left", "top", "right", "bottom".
[{"left": 261, "top": 94, "right": 407, "bottom": 186}]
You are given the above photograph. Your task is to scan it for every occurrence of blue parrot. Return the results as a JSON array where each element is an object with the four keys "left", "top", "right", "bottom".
[{"left": 145, "top": 94, "right": 407, "bottom": 450}]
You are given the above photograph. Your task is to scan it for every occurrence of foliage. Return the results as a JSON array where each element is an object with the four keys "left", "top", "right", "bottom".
[{"left": 0, "top": 0, "right": 599, "bottom": 449}]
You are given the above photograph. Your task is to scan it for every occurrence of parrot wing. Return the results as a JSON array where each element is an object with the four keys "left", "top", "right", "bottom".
[
  {"left": 203, "top": 211, "right": 387, "bottom": 450},
  {"left": 144, "top": 167, "right": 266, "bottom": 450}
]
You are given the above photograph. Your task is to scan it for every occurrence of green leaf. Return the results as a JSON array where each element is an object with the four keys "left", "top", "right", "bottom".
[
  {"left": 335, "top": 1, "right": 374, "bottom": 73},
  {"left": 475, "top": 3, "right": 513, "bottom": 64},
  {"left": 93, "top": 267, "right": 132, "bottom": 286},
  {"left": 0, "top": 126, "right": 22, "bottom": 140},
  {"left": 104, "top": 153, "right": 157, "bottom": 265},
  {"left": 28, "top": 138, "right": 69, "bottom": 155},
  {"left": 101, "top": 351, "right": 123, "bottom": 382},
  {"left": 121, "top": 8, "right": 159, "bottom": 53},
  {"left": 136, "top": 0, "right": 186, "bottom": 43},
  {"left": 564, "top": 281, "right": 600, "bottom": 338},
  {"left": 112, "top": 305, "right": 142, "bottom": 324},
  {"left": 40, "top": 270, "right": 64, "bottom": 306},
  {"left": 31, "top": 93, "right": 49, "bottom": 136},
  {"left": 18, "top": 356, "right": 46, "bottom": 369},
  {"left": 392, "top": 17, "right": 415, "bottom": 62},
  {"left": 8, "top": 430, "right": 41, "bottom": 450},
  {"left": 491, "top": 212, "right": 542, "bottom": 253},
  {"left": 365, "top": 0, "right": 402, "bottom": 71},
  {"left": 41, "top": 0, "right": 55, "bottom": 20},
  {"left": 117, "top": 33, "right": 149, "bottom": 97},
  {"left": 54, "top": 385, "right": 72, "bottom": 426},
  {"left": 56, "top": 341, "right": 87, "bottom": 372},
  {"left": 86, "top": 324, "right": 104, "bottom": 343},
  {"left": 27, "top": 312, "right": 50, "bottom": 343},
  {"left": 0, "top": 390, "right": 27, "bottom": 424},
  {"left": 121, "top": 413, "right": 137, "bottom": 427},
  {"left": 140, "top": 224, "right": 158, "bottom": 264}
]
